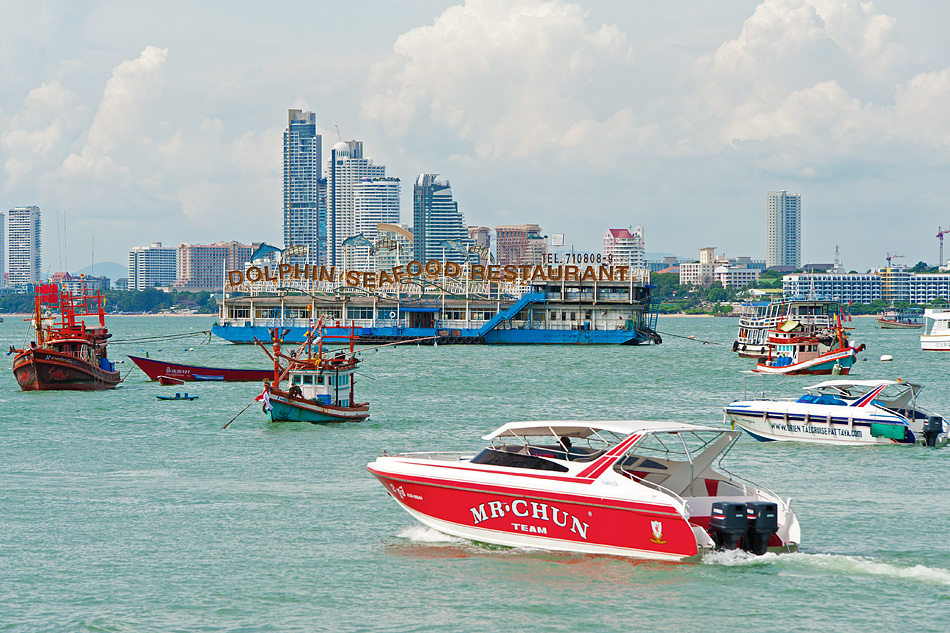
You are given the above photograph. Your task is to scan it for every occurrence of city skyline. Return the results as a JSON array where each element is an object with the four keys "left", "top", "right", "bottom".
[{"left": 4, "top": 1, "right": 950, "bottom": 273}]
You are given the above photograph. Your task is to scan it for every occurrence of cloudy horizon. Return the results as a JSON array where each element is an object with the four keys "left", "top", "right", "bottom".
[{"left": 3, "top": 0, "right": 949, "bottom": 275}]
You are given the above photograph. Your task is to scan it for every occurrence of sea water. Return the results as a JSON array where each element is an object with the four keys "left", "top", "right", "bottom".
[{"left": 0, "top": 315, "right": 948, "bottom": 632}]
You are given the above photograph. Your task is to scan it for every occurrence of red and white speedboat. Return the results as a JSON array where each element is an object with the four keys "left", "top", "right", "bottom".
[{"left": 368, "top": 420, "right": 801, "bottom": 561}]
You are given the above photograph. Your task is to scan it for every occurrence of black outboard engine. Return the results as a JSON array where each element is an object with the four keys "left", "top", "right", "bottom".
[
  {"left": 744, "top": 501, "right": 779, "bottom": 555},
  {"left": 709, "top": 502, "right": 747, "bottom": 550},
  {"left": 923, "top": 416, "right": 944, "bottom": 447}
]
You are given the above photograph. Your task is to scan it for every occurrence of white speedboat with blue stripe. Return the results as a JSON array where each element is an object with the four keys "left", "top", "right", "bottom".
[{"left": 724, "top": 380, "right": 948, "bottom": 447}]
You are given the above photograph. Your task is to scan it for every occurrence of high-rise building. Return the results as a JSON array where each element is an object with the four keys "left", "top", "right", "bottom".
[
  {"left": 326, "top": 140, "right": 393, "bottom": 267},
  {"left": 351, "top": 177, "right": 401, "bottom": 270},
  {"left": 128, "top": 242, "right": 177, "bottom": 290},
  {"left": 283, "top": 109, "right": 323, "bottom": 265},
  {"left": 7, "top": 205, "right": 41, "bottom": 287},
  {"left": 767, "top": 191, "right": 801, "bottom": 268},
  {"left": 174, "top": 241, "right": 258, "bottom": 291},
  {"left": 0, "top": 211, "right": 5, "bottom": 286},
  {"left": 602, "top": 226, "right": 645, "bottom": 267},
  {"left": 412, "top": 174, "right": 468, "bottom": 264},
  {"left": 495, "top": 224, "right": 547, "bottom": 266}
]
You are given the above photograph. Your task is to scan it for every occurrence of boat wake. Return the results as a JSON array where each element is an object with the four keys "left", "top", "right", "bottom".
[
  {"left": 703, "top": 550, "right": 950, "bottom": 586},
  {"left": 397, "top": 525, "right": 465, "bottom": 544}
]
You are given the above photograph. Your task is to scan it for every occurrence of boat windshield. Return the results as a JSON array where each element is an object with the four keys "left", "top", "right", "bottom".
[{"left": 484, "top": 426, "right": 619, "bottom": 463}]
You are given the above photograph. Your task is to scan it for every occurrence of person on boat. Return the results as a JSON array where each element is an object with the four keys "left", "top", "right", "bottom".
[
  {"left": 559, "top": 436, "right": 573, "bottom": 458},
  {"left": 289, "top": 384, "right": 302, "bottom": 398}
]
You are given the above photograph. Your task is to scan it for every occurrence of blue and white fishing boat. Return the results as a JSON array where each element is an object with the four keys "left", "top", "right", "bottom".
[
  {"left": 257, "top": 326, "right": 369, "bottom": 424},
  {"left": 724, "top": 379, "right": 948, "bottom": 447}
]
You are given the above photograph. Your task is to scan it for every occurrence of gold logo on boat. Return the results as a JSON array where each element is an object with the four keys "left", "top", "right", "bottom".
[{"left": 649, "top": 520, "right": 666, "bottom": 544}]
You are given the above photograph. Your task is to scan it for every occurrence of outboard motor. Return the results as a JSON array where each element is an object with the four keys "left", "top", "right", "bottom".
[
  {"left": 709, "top": 502, "right": 747, "bottom": 550},
  {"left": 744, "top": 501, "right": 779, "bottom": 555},
  {"left": 923, "top": 416, "right": 944, "bottom": 447}
]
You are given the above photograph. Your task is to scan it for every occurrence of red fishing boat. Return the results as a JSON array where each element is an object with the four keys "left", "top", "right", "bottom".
[
  {"left": 13, "top": 283, "right": 121, "bottom": 391},
  {"left": 128, "top": 355, "right": 275, "bottom": 382}
]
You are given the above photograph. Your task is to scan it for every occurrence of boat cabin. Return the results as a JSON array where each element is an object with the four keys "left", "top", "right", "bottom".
[
  {"left": 287, "top": 363, "right": 353, "bottom": 408},
  {"left": 471, "top": 421, "right": 754, "bottom": 500}
]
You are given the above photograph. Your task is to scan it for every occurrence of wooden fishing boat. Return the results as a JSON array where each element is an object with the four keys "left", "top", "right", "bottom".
[
  {"left": 877, "top": 307, "right": 924, "bottom": 329},
  {"left": 13, "top": 283, "right": 121, "bottom": 391},
  {"left": 753, "top": 315, "right": 864, "bottom": 375},
  {"left": 128, "top": 355, "right": 274, "bottom": 382},
  {"left": 256, "top": 324, "right": 369, "bottom": 423}
]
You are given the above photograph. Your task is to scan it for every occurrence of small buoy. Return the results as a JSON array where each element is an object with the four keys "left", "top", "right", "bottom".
[
  {"left": 688, "top": 335, "right": 695, "bottom": 339},
  {"left": 880, "top": 354, "right": 893, "bottom": 362}
]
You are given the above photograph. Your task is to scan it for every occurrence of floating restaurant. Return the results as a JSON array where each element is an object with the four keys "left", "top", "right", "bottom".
[{"left": 213, "top": 259, "right": 661, "bottom": 345}]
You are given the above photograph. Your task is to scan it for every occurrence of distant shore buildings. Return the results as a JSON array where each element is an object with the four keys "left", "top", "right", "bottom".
[
  {"left": 602, "top": 227, "right": 645, "bottom": 267},
  {"left": 783, "top": 269, "right": 950, "bottom": 304},
  {"left": 496, "top": 224, "right": 546, "bottom": 266},
  {"left": 129, "top": 242, "right": 177, "bottom": 291},
  {"left": 679, "top": 247, "right": 765, "bottom": 288}
]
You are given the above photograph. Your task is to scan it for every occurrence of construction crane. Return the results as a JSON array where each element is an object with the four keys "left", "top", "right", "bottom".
[
  {"left": 939, "top": 226, "right": 950, "bottom": 266},
  {"left": 885, "top": 252, "right": 904, "bottom": 267}
]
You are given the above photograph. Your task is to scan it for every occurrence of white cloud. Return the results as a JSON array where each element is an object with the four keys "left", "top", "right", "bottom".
[
  {"left": 84, "top": 45, "right": 169, "bottom": 157},
  {"left": 362, "top": 0, "right": 647, "bottom": 161}
]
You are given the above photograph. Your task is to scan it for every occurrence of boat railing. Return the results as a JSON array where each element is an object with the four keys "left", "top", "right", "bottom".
[
  {"left": 615, "top": 466, "right": 688, "bottom": 509},
  {"left": 385, "top": 451, "right": 471, "bottom": 462}
]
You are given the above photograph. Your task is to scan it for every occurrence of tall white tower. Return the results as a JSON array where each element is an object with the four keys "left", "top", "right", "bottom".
[
  {"left": 766, "top": 191, "right": 801, "bottom": 268},
  {"left": 326, "top": 140, "right": 391, "bottom": 267},
  {"left": 352, "top": 177, "right": 400, "bottom": 270},
  {"left": 7, "top": 205, "right": 41, "bottom": 286}
]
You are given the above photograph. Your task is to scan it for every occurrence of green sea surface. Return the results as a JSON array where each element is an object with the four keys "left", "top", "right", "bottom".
[{"left": 0, "top": 315, "right": 947, "bottom": 632}]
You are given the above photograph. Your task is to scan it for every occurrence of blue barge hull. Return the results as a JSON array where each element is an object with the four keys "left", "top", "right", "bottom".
[{"left": 211, "top": 323, "right": 648, "bottom": 345}]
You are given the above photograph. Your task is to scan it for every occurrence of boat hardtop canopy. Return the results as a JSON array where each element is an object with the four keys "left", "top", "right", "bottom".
[
  {"left": 804, "top": 379, "right": 920, "bottom": 394},
  {"left": 483, "top": 420, "right": 729, "bottom": 441}
]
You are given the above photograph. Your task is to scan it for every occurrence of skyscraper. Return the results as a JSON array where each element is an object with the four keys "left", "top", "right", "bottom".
[
  {"left": 283, "top": 109, "right": 323, "bottom": 265},
  {"left": 0, "top": 212, "right": 5, "bottom": 286},
  {"left": 766, "top": 191, "right": 801, "bottom": 268},
  {"left": 352, "top": 177, "right": 401, "bottom": 270},
  {"left": 7, "top": 205, "right": 41, "bottom": 286},
  {"left": 326, "top": 140, "right": 394, "bottom": 267},
  {"left": 412, "top": 174, "right": 468, "bottom": 264}
]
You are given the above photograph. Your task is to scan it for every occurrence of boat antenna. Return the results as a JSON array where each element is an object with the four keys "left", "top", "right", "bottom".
[{"left": 56, "top": 210, "right": 62, "bottom": 271}]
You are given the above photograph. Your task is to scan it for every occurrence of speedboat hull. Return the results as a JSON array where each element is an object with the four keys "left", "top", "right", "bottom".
[
  {"left": 725, "top": 409, "right": 912, "bottom": 445},
  {"left": 13, "top": 348, "right": 120, "bottom": 391},
  {"left": 725, "top": 380, "right": 949, "bottom": 447},
  {"left": 368, "top": 466, "right": 707, "bottom": 560}
]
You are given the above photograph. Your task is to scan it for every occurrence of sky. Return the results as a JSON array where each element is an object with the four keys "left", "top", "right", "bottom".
[{"left": 2, "top": 0, "right": 950, "bottom": 276}]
